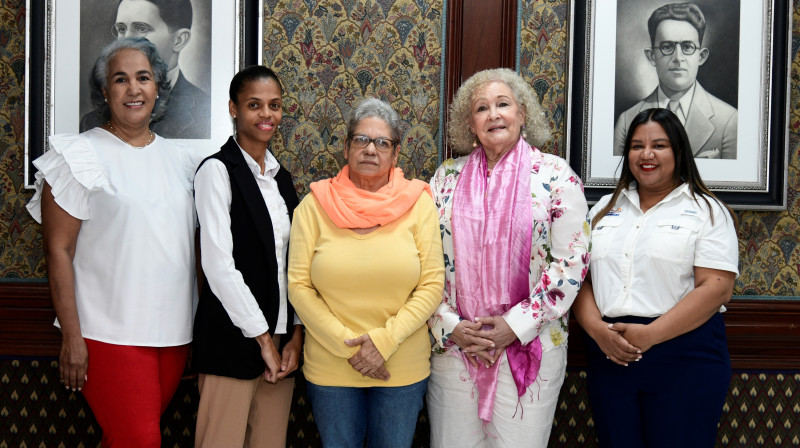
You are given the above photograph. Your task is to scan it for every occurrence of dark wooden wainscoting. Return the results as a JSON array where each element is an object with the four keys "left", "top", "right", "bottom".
[{"left": 2, "top": 281, "right": 799, "bottom": 370}]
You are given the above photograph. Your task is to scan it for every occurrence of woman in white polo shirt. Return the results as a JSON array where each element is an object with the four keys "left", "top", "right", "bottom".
[{"left": 574, "top": 108, "right": 738, "bottom": 448}]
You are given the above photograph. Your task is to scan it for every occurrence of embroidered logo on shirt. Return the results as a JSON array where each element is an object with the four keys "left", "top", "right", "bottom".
[
  {"left": 606, "top": 207, "right": 622, "bottom": 217},
  {"left": 681, "top": 209, "right": 699, "bottom": 216}
]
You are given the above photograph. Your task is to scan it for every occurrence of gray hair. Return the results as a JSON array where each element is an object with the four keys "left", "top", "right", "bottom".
[
  {"left": 345, "top": 97, "right": 403, "bottom": 145},
  {"left": 88, "top": 37, "right": 170, "bottom": 123},
  {"left": 447, "top": 68, "right": 551, "bottom": 155}
]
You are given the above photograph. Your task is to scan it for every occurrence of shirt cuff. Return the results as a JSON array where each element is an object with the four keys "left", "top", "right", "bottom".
[{"left": 504, "top": 305, "right": 538, "bottom": 345}]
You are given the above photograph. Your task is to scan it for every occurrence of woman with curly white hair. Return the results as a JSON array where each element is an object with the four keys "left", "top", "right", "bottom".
[{"left": 427, "top": 68, "right": 591, "bottom": 446}]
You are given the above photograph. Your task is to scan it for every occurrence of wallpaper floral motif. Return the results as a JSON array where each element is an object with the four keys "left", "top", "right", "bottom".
[
  {"left": 262, "top": 0, "right": 445, "bottom": 197},
  {"left": 518, "top": 0, "right": 570, "bottom": 157},
  {"left": 0, "top": 2, "right": 43, "bottom": 279},
  {"left": 0, "top": 0, "right": 799, "bottom": 298}
]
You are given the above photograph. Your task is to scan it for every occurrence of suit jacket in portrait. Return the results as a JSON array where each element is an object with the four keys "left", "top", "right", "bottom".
[
  {"left": 613, "top": 82, "right": 738, "bottom": 159},
  {"left": 79, "top": 72, "right": 211, "bottom": 139}
]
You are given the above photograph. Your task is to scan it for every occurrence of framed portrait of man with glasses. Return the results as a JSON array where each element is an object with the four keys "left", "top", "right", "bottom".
[
  {"left": 567, "top": 0, "right": 791, "bottom": 209},
  {"left": 612, "top": 1, "right": 739, "bottom": 160}
]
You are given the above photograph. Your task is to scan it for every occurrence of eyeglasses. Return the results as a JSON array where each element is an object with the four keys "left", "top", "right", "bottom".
[
  {"left": 654, "top": 41, "right": 698, "bottom": 56},
  {"left": 349, "top": 134, "right": 396, "bottom": 152},
  {"left": 111, "top": 22, "right": 154, "bottom": 39}
]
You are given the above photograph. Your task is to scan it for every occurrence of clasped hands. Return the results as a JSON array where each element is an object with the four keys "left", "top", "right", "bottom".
[
  {"left": 450, "top": 316, "right": 517, "bottom": 369},
  {"left": 344, "top": 334, "right": 390, "bottom": 381},
  {"left": 256, "top": 330, "right": 301, "bottom": 384},
  {"left": 595, "top": 322, "right": 652, "bottom": 366}
]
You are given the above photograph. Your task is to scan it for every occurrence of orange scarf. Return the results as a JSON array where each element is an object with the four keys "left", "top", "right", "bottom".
[{"left": 310, "top": 165, "right": 431, "bottom": 229}]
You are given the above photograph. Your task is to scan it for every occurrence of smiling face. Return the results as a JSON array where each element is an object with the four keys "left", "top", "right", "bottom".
[
  {"left": 229, "top": 77, "right": 283, "bottom": 151},
  {"left": 628, "top": 120, "right": 677, "bottom": 195},
  {"left": 344, "top": 116, "right": 398, "bottom": 191},
  {"left": 468, "top": 80, "right": 525, "bottom": 159},
  {"left": 103, "top": 48, "right": 157, "bottom": 128},
  {"left": 646, "top": 19, "right": 709, "bottom": 96}
]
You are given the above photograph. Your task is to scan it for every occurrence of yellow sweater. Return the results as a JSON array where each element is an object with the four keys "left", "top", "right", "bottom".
[{"left": 288, "top": 192, "right": 444, "bottom": 387}]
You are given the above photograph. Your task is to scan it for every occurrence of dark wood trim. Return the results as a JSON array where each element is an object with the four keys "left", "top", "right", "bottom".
[
  {"left": 2, "top": 282, "right": 799, "bottom": 369},
  {"left": 567, "top": 299, "right": 800, "bottom": 370},
  {"left": 0, "top": 282, "right": 60, "bottom": 356},
  {"left": 443, "top": 0, "right": 517, "bottom": 160},
  {"left": 499, "top": 0, "right": 517, "bottom": 69},
  {"left": 444, "top": 0, "right": 464, "bottom": 160}
]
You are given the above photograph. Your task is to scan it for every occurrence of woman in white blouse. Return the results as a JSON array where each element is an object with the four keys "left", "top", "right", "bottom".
[
  {"left": 191, "top": 65, "right": 302, "bottom": 448},
  {"left": 27, "top": 38, "right": 199, "bottom": 447},
  {"left": 573, "top": 108, "right": 738, "bottom": 447}
]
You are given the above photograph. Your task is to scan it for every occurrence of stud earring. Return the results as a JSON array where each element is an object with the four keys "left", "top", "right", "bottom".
[{"left": 104, "top": 97, "right": 107, "bottom": 103}]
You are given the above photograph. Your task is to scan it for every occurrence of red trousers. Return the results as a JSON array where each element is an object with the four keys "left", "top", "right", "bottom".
[{"left": 80, "top": 339, "right": 189, "bottom": 448}]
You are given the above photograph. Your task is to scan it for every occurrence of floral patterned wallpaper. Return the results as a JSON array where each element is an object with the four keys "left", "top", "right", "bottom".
[
  {"left": 262, "top": 0, "right": 445, "bottom": 196},
  {"left": 1, "top": 0, "right": 799, "bottom": 297}
]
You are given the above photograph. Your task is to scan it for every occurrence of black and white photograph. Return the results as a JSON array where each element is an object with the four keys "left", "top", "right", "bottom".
[
  {"left": 567, "top": 0, "right": 790, "bottom": 209},
  {"left": 24, "top": 0, "right": 261, "bottom": 187},
  {"left": 612, "top": 0, "right": 740, "bottom": 160},
  {"left": 78, "top": 0, "right": 212, "bottom": 139}
]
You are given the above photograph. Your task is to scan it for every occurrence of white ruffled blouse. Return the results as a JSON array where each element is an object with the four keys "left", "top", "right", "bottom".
[{"left": 27, "top": 127, "right": 200, "bottom": 346}]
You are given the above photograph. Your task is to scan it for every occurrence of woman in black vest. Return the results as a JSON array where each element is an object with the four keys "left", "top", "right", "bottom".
[{"left": 192, "top": 66, "right": 302, "bottom": 447}]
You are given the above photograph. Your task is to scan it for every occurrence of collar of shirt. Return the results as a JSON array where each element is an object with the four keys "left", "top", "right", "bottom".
[
  {"left": 621, "top": 182, "right": 692, "bottom": 212},
  {"left": 657, "top": 83, "right": 696, "bottom": 113},
  {"left": 166, "top": 66, "right": 180, "bottom": 92},
  {"left": 234, "top": 140, "right": 280, "bottom": 178}
]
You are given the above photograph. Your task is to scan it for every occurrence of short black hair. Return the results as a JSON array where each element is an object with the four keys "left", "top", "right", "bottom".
[
  {"left": 647, "top": 2, "right": 706, "bottom": 46},
  {"left": 118, "top": 0, "right": 193, "bottom": 31}
]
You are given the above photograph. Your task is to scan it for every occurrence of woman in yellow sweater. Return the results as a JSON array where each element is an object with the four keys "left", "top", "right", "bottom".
[{"left": 288, "top": 97, "right": 444, "bottom": 447}]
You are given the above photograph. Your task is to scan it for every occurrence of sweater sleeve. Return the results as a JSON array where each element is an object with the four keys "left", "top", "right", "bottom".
[
  {"left": 288, "top": 196, "right": 360, "bottom": 358},
  {"left": 367, "top": 194, "right": 445, "bottom": 360}
]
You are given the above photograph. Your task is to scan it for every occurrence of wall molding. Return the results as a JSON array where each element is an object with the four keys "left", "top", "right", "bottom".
[{"left": 2, "top": 282, "right": 799, "bottom": 369}]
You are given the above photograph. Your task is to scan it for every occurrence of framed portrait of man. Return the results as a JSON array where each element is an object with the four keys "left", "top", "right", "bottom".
[
  {"left": 567, "top": 0, "right": 791, "bottom": 209},
  {"left": 24, "top": 0, "right": 264, "bottom": 187}
]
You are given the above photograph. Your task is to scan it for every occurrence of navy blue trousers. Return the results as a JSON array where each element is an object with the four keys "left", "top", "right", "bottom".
[{"left": 585, "top": 313, "right": 731, "bottom": 448}]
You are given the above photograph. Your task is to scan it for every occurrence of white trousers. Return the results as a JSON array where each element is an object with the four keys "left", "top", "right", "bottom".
[{"left": 427, "top": 346, "right": 567, "bottom": 448}]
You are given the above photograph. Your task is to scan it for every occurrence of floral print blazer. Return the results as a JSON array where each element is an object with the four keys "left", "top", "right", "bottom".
[{"left": 429, "top": 146, "right": 591, "bottom": 354}]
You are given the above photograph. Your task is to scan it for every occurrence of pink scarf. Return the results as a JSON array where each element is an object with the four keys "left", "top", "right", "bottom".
[{"left": 452, "top": 137, "right": 543, "bottom": 423}]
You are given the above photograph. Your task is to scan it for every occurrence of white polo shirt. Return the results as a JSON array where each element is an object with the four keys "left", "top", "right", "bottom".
[{"left": 588, "top": 183, "right": 739, "bottom": 318}]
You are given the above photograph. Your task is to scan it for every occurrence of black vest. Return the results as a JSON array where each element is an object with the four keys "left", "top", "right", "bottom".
[{"left": 192, "top": 137, "right": 299, "bottom": 379}]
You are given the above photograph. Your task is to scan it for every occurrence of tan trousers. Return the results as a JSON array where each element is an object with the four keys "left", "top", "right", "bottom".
[{"left": 195, "top": 372, "right": 295, "bottom": 448}]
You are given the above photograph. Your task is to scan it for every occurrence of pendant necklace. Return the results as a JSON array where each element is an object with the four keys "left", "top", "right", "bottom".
[{"left": 107, "top": 121, "right": 154, "bottom": 148}]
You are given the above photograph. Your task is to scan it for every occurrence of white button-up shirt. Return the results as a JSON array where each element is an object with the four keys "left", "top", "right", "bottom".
[
  {"left": 194, "top": 143, "right": 297, "bottom": 337},
  {"left": 589, "top": 183, "right": 739, "bottom": 318}
]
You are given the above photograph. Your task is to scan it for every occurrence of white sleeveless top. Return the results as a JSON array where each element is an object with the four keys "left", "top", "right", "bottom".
[{"left": 27, "top": 127, "right": 200, "bottom": 346}]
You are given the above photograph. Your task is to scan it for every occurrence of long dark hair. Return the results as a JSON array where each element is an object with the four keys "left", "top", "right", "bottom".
[{"left": 592, "top": 108, "right": 736, "bottom": 228}]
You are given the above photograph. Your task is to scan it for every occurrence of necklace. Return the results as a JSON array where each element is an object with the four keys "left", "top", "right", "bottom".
[{"left": 107, "top": 121, "right": 154, "bottom": 148}]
